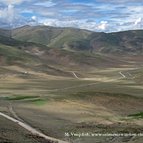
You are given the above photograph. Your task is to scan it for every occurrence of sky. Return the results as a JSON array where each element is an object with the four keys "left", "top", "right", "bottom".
[{"left": 0, "top": 0, "right": 142, "bottom": 32}]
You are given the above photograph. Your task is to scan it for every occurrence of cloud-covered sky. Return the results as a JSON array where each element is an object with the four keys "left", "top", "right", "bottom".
[{"left": 0, "top": 0, "right": 142, "bottom": 32}]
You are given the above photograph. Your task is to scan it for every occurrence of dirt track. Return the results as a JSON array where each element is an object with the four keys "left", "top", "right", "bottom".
[{"left": 0, "top": 111, "right": 68, "bottom": 143}]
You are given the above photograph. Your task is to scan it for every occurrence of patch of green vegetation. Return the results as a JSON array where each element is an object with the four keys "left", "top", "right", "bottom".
[
  {"left": 0, "top": 44, "right": 39, "bottom": 65},
  {"left": 128, "top": 112, "right": 143, "bottom": 119},
  {"left": 5, "top": 94, "right": 48, "bottom": 106},
  {"left": 5, "top": 95, "right": 39, "bottom": 101},
  {"left": 31, "top": 98, "right": 47, "bottom": 106}
]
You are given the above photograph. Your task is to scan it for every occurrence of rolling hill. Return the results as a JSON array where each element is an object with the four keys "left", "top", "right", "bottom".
[
  {"left": 89, "top": 30, "right": 143, "bottom": 54},
  {"left": 0, "top": 29, "right": 126, "bottom": 69},
  {"left": 12, "top": 25, "right": 92, "bottom": 51},
  {"left": 0, "top": 25, "right": 142, "bottom": 74},
  {"left": 12, "top": 26, "right": 143, "bottom": 54}
]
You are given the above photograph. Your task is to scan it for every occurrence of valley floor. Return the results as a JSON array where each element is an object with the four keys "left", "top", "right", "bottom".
[{"left": 0, "top": 60, "right": 143, "bottom": 143}]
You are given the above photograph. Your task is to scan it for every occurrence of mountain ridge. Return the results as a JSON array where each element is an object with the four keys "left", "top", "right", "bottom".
[
  {"left": 0, "top": 25, "right": 142, "bottom": 70},
  {"left": 8, "top": 25, "right": 143, "bottom": 54}
]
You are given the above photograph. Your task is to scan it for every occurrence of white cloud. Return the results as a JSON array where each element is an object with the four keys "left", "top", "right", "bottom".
[
  {"left": 0, "top": 4, "right": 15, "bottom": 23},
  {"left": 31, "top": 16, "right": 37, "bottom": 21},
  {"left": 30, "top": 15, "right": 38, "bottom": 25},
  {"left": 0, "top": 0, "right": 142, "bottom": 32},
  {"left": 41, "top": 18, "right": 109, "bottom": 32},
  {"left": 0, "top": 0, "right": 25, "bottom": 27},
  {"left": 34, "top": 1, "right": 56, "bottom": 7},
  {"left": 0, "top": 0, "right": 27, "bottom": 5},
  {"left": 97, "top": 21, "right": 108, "bottom": 31},
  {"left": 134, "top": 18, "right": 142, "bottom": 25},
  {"left": 7, "top": 4, "right": 15, "bottom": 23}
]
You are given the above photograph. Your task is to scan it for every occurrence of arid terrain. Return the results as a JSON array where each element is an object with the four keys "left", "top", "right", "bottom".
[
  {"left": 0, "top": 26, "right": 143, "bottom": 143},
  {"left": 0, "top": 55, "right": 143, "bottom": 143}
]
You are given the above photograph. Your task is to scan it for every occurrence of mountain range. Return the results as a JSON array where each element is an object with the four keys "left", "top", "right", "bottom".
[
  {"left": 11, "top": 25, "right": 143, "bottom": 54},
  {"left": 0, "top": 25, "right": 143, "bottom": 72}
]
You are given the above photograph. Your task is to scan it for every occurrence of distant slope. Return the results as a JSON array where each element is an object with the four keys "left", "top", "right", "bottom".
[
  {"left": 12, "top": 25, "right": 92, "bottom": 51},
  {"left": 0, "top": 32, "right": 126, "bottom": 70},
  {"left": 89, "top": 30, "right": 143, "bottom": 54},
  {"left": 0, "top": 33, "right": 46, "bottom": 66},
  {"left": 12, "top": 26, "right": 143, "bottom": 54},
  {"left": 0, "top": 28, "right": 11, "bottom": 37},
  {"left": 0, "top": 26, "right": 140, "bottom": 75},
  {"left": 0, "top": 35, "right": 24, "bottom": 47},
  {"left": 0, "top": 43, "right": 40, "bottom": 65},
  {"left": 12, "top": 25, "right": 63, "bottom": 45}
]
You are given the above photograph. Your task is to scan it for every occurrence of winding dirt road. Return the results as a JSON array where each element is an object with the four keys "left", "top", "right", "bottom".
[
  {"left": 119, "top": 71, "right": 126, "bottom": 78},
  {"left": 0, "top": 111, "right": 69, "bottom": 143},
  {"left": 71, "top": 72, "right": 79, "bottom": 79}
]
